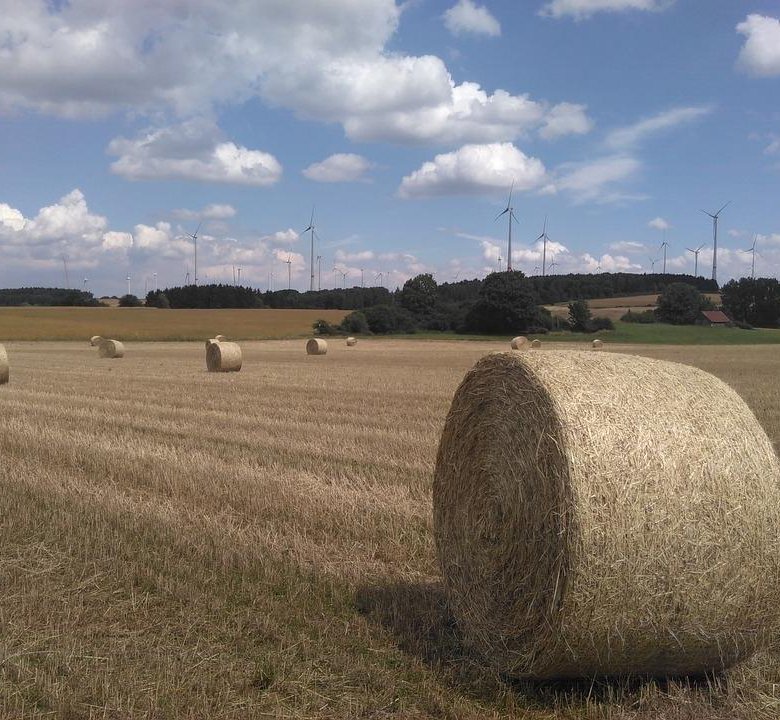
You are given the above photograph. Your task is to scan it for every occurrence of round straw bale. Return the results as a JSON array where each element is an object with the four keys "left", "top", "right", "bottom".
[
  {"left": 346, "top": 337, "right": 358, "bottom": 346},
  {"left": 98, "top": 339, "right": 125, "bottom": 359},
  {"left": 592, "top": 338, "right": 604, "bottom": 349},
  {"left": 306, "top": 338, "right": 328, "bottom": 355},
  {"left": 206, "top": 341, "right": 242, "bottom": 372},
  {"left": 215, "top": 334, "right": 227, "bottom": 342},
  {"left": 530, "top": 338, "right": 542, "bottom": 348},
  {"left": 0, "top": 343, "right": 9, "bottom": 385},
  {"left": 90, "top": 335, "right": 103, "bottom": 347},
  {"left": 205, "top": 338, "right": 219, "bottom": 349},
  {"left": 510, "top": 336, "right": 527, "bottom": 350},
  {"left": 434, "top": 350, "right": 780, "bottom": 680}
]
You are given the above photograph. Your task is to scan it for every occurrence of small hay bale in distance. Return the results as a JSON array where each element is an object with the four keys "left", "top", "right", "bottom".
[
  {"left": 530, "top": 338, "right": 542, "bottom": 348},
  {"left": 214, "top": 334, "right": 227, "bottom": 342},
  {"left": 346, "top": 337, "right": 358, "bottom": 347},
  {"left": 0, "top": 343, "right": 8, "bottom": 385},
  {"left": 592, "top": 338, "right": 604, "bottom": 349},
  {"left": 434, "top": 350, "right": 780, "bottom": 679},
  {"left": 510, "top": 336, "right": 527, "bottom": 350},
  {"left": 90, "top": 335, "right": 103, "bottom": 347},
  {"left": 98, "top": 339, "right": 125, "bottom": 359},
  {"left": 206, "top": 341, "right": 242, "bottom": 372},
  {"left": 306, "top": 338, "right": 328, "bottom": 355}
]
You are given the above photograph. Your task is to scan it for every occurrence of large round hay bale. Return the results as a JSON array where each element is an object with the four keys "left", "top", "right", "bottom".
[
  {"left": 98, "top": 339, "right": 125, "bottom": 359},
  {"left": 434, "top": 351, "right": 780, "bottom": 679},
  {"left": 510, "top": 336, "right": 527, "bottom": 350},
  {"left": 592, "top": 338, "right": 604, "bottom": 349},
  {"left": 530, "top": 338, "right": 542, "bottom": 348},
  {"left": 346, "top": 337, "right": 358, "bottom": 347},
  {"left": 205, "top": 338, "right": 219, "bottom": 349},
  {"left": 206, "top": 341, "right": 242, "bottom": 372},
  {"left": 215, "top": 334, "right": 227, "bottom": 342},
  {"left": 90, "top": 335, "right": 103, "bottom": 347},
  {"left": 307, "top": 338, "right": 327, "bottom": 355},
  {"left": 0, "top": 344, "right": 8, "bottom": 385}
]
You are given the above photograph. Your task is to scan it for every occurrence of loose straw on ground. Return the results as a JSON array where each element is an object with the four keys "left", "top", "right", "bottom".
[
  {"left": 307, "top": 338, "right": 327, "bottom": 355},
  {"left": 0, "top": 344, "right": 8, "bottom": 385},
  {"left": 434, "top": 350, "right": 780, "bottom": 679},
  {"left": 98, "top": 339, "right": 125, "bottom": 359},
  {"left": 206, "top": 341, "right": 242, "bottom": 372}
]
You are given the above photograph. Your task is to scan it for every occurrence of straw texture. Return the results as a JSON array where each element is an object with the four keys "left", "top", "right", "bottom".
[
  {"left": 434, "top": 350, "right": 780, "bottom": 679},
  {"left": 206, "top": 341, "right": 242, "bottom": 372},
  {"left": 510, "top": 336, "right": 527, "bottom": 350},
  {"left": 90, "top": 335, "right": 103, "bottom": 347},
  {"left": 592, "top": 338, "right": 604, "bottom": 349},
  {"left": 346, "top": 337, "right": 358, "bottom": 346},
  {"left": 0, "top": 344, "right": 8, "bottom": 385},
  {"left": 98, "top": 339, "right": 125, "bottom": 359},
  {"left": 205, "top": 339, "right": 219, "bottom": 349},
  {"left": 307, "top": 338, "right": 328, "bottom": 355}
]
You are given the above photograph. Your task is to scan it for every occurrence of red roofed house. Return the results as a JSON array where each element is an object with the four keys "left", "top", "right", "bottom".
[{"left": 697, "top": 310, "right": 732, "bottom": 327}]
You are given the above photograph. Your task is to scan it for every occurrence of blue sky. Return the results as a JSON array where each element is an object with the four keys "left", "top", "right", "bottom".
[{"left": 1, "top": 0, "right": 779, "bottom": 296}]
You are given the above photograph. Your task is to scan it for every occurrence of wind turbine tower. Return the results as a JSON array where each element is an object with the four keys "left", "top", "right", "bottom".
[
  {"left": 285, "top": 254, "right": 292, "bottom": 290},
  {"left": 659, "top": 231, "right": 670, "bottom": 274},
  {"left": 700, "top": 202, "right": 729, "bottom": 283},
  {"left": 187, "top": 222, "right": 201, "bottom": 286},
  {"left": 495, "top": 181, "right": 518, "bottom": 272},
  {"left": 686, "top": 244, "right": 704, "bottom": 277},
  {"left": 301, "top": 208, "right": 316, "bottom": 292},
  {"left": 536, "top": 216, "right": 551, "bottom": 276},
  {"left": 743, "top": 235, "right": 758, "bottom": 279},
  {"left": 317, "top": 255, "right": 322, "bottom": 291},
  {"left": 62, "top": 255, "right": 70, "bottom": 289}
]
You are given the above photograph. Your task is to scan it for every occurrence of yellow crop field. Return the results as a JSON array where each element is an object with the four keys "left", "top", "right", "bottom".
[
  {"left": 1, "top": 339, "right": 779, "bottom": 718},
  {"left": 0, "top": 307, "right": 348, "bottom": 341}
]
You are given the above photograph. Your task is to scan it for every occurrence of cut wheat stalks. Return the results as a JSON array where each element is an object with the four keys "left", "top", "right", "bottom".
[
  {"left": 531, "top": 339, "right": 542, "bottom": 348},
  {"left": 206, "top": 341, "right": 242, "bottom": 372},
  {"left": 346, "top": 337, "right": 358, "bottom": 347},
  {"left": 592, "top": 338, "right": 604, "bottom": 349},
  {"left": 97, "top": 339, "right": 125, "bottom": 359},
  {"left": 434, "top": 350, "right": 780, "bottom": 680},
  {"left": 510, "top": 336, "right": 528, "bottom": 350},
  {"left": 90, "top": 335, "right": 103, "bottom": 347},
  {"left": 0, "top": 343, "right": 8, "bottom": 385},
  {"left": 307, "top": 338, "right": 328, "bottom": 355}
]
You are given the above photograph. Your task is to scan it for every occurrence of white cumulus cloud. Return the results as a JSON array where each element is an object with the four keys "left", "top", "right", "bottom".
[
  {"left": 303, "top": 154, "right": 372, "bottom": 183},
  {"left": 737, "top": 15, "right": 780, "bottom": 77},
  {"left": 648, "top": 217, "right": 670, "bottom": 231},
  {"left": 540, "top": 0, "right": 672, "bottom": 20},
  {"left": 172, "top": 204, "right": 237, "bottom": 221},
  {"left": 550, "top": 155, "right": 642, "bottom": 204},
  {"left": 398, "top": 143, "right": 547, "bottom": 198},
  {"left": 443, "top": 0, "right": 501, "bottom": 37},
  {"left": 539, "top": 103, "right": 593, "bottom": 140},
  {"left": 605, "top": 106, "right": 712, "bottom": 149}
]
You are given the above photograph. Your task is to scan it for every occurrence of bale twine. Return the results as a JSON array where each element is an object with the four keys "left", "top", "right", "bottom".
[
  {"left": 215, "top": 334, "right": 227, "bottom": 342},
  {"left": 206, "top": 341, "right": 242, "bottom": 372},
  {"left": 531, "top": 339, "right": 542, "bottom": 348},
  {"left": 0, "top": 344, "right": 8, "bottom": 385},
  {"left": 592, "top": 338, "right": 604, "bottom": 349},
  {"left": 306, "top": 338, "right": 328, "bottom": 355},
  {"left": 98, "top": 339, "right": 125, "bottom": 359},
  {"left": 90, "top": 335, "right": 103, "bottom": 347},
  {"left": 510, "top": 336, "right": 528, "bottom": 350},
  {"left": 346, "top": 337, "right": 358, "bottom": 347},
  {"left": 434, "top": 350, "right": 780, "bottom": 680}
]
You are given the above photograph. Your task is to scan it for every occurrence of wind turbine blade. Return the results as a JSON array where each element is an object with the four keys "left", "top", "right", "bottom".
[
  {"left": 310, "top": 206, "right": 315, "bottom": 227},
  {"left": 510, "top": 210, "right": 520, "bottom": 223},
  {"left": 697, "top": 244, "right": 705, "bottom": 252},
  {"left": 686, "top": 247, "right": 696, "bottom": 253},
  {"left": 716, "top": 201, "right": 730, "bottom": 216},
  {"left": 495, "top": 208, "right": 509, "bottom": 221},
  {"left": 536, "top": 232, "right": 545, "bottom": 241},
  {"left": 507, "top": 179, "right": 514, "bottom": 207},
  {"left": 542, "top": 214, "right": 547, "bottom": 235},
  {"left": 700, "top": 209, "right": 714, "bottom": 218},
  {"left": 194, "top": 221, "right": 202, "bottom": 237}
]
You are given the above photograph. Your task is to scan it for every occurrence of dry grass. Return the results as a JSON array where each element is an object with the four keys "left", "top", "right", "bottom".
[
  {"left": 0, "top": 307, "right": 348, "bottom": 341},
  {"left": 1, "top": 339, "right": 779, "bottom": 718}
]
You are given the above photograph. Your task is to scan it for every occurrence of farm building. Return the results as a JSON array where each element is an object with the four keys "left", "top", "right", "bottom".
[{"left": 697, "top": 310, "right": 732, "bottom": 327}]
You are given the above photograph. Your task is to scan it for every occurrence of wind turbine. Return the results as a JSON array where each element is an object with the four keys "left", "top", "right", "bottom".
[
  {"left": 700, "top": 201, "right": 730, "bottom": 283},
  {"left": 285, "top": 254, "right": 293, "bottom": 289},
  {"left": 533, "top": 264, "right": 540, "bottom": 275},
  {"left": 659, "top": 230, "right": 670, "bottom": 274},
  {"left": 497, "top": 254, "right": 502, "bottom": 272},
  {"left": 83, "top": 277, "right": 88, "bottom": 292},
  {"left": 686, "top": 244, "right": 705, "bottom": 277},
  {"left": 360, "top": 268, "right": 365, "bottom": 288},
  {"left": 549, "top": 254, "right": 558, "bottom": 275},
  {"left": 187, "top": 222, "right": 201, "bottom": 286},
  {"left": 301, "top": 207, "right": 317, "bottom": 292},
  {"left": 741, "top": 235, "right": 758, "bottom": 279},
  {"left": 495, "top": 181, "right": 518, "bottom": 272},
  {"left": 375, "top": 271, "right": 383, "bottom": 286},
  {"left": 536, "top": 216, "right": 551, "bottom": 276},
  {"left": 126, "top": 275, "right": 131, "bottom": 296},
  {"left": 649, "top": 257, "right": 658, "bottom": 273}
]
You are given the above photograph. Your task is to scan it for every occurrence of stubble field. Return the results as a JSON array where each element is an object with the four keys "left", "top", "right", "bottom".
[{"left": 1, "top": 339, "right": 780, "bottom": 719}]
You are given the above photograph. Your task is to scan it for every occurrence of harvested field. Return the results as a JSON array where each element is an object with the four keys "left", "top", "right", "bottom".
[{"left": 1, "top": 339, "right": 780, "bottom": 719}]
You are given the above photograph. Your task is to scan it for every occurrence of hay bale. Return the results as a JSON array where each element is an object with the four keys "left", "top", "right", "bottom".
[
  {"left": 98, "top": 339, "right": 125, "bottom": 359},
  {"left": 90, "top": 335, "right": 103, "bottom": 347},
  {"left": 215, "top": 334, "right": 227, "bottom": 342},
  {"left": 206, "top": 341, "right": 242, "bottom": 372},
  {"left": 0, "top": 344, "right": 8, "bottom": 385},
  {"left": 306, "top": 338, "right": 328, "bottom": 355},
  {"left": 434, "top": 350, "right": 780, "bottom": 679},
  {"left": 592, "top": 338, "right": 604, "bottom": 349},
  {"left": 510, "top": 336, "right": 527, "bottom": 350},
  {"left": 205, "top": 338, "right": 219, "bottom": 349},
  {"left": 531, "top": 339, "right": 542, "bottom": 348},
  {"left": 346, "top": 337, "right": 358, "bottom": 347}
]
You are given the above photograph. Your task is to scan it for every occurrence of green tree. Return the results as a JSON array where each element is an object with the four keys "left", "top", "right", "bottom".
[
  {"left": 118, "top": 294, "right": 142, "bottom": 307},
  {"left": 655, "top": 283, "right": 708, "bottom": 325},
  {"left": 464, "top": 271, "right": 545, "bottom": 334},
  {"left": 721, "top": 278, "right": 780, "bottom": 328},
  {"left": 568, "top": 299, "right": 592, "bottom": 332},
  {"left": 399, "top": 273, "right": 437, "bottom": 315}
]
